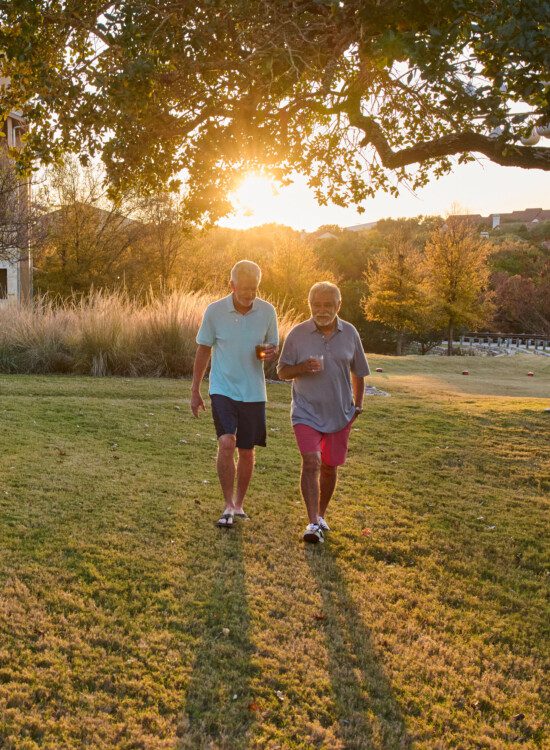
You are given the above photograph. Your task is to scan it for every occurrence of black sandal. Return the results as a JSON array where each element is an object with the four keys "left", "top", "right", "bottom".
[{"left": 216, "top": 512, "right": 234, "bottom": 528}]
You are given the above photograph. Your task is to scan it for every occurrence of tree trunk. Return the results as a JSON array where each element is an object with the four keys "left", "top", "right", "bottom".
[
  {"left": 447, "top": 323, "right": 454, "bottom": 356},
  {"left": 396, "top": 330, "right": 403, "bottom": 356}
]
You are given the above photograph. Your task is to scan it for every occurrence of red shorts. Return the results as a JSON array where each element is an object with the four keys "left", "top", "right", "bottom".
[{"left": 293, "top": 419, "right": 355, "bottom": 467}]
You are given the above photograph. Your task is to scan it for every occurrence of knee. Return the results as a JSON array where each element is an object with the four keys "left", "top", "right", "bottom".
[
  {"left": 238, "top": 448, "right": 255, "bottom": 465},
  {"left": 302, "top": 452, "right": 321, "bottom": 473},
  {"left": 218, "top": 434, "right": 236, "bottom": 454},
  {"left": 321, "top": 462, "right": 337, "bottom": 476}
]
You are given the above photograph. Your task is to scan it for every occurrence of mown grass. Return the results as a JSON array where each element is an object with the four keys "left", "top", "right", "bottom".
[{"left": 0, "top": 355, "right": 548, "bottom": 749}]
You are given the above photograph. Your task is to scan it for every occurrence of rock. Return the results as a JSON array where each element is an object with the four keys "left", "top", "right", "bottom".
[{"left": 365, "top": 385, "right": 390, "bottom": 397}]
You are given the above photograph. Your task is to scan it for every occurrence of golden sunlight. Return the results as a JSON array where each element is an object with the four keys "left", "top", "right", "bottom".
[{"left": 229, "top": 173, "right": 279, "bottom": 222}]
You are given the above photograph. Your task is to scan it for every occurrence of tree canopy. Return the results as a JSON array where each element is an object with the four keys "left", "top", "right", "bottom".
[
  {"left": 1, "top": 0, "right": 549, "bottom": 222},
  {"left": 423, "top": 220, "right": 494, "bottom": 352},
  {"left": 363, "top": 237, "right": 424, "bottom": 354}
]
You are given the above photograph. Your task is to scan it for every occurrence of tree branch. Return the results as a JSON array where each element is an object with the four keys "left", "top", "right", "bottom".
[{"left": 348, "top": 110, "right": 550, "bottom": 170}]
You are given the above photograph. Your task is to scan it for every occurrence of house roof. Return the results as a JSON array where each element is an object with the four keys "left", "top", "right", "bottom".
[
  {"left": 453, "top": 208, "right": 550, "bottom": 225},
  {"left": 39, "top": 202, "right": 142, "bottom": 232}
]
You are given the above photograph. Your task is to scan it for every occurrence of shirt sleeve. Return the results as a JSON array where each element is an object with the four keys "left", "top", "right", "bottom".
[
  {"left": 266, "top": 308, "right": 279, "bottom": 346},
  {"left": 196, "top": 306, "right": 215, "bottom": 346},
  {"left": 277, "top": 330, "right": 298, "bottom": 370},
  {"left": 351, "top": 328, "right": 370, "bottom": 377}
]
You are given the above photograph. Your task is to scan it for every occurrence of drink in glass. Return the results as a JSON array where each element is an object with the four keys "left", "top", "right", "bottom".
[
  {"left": 313, "top": 354, "right": 324, "bottom": 371},
  {"left": 256, "top": 344, "right": 268, "bottom": 360}
]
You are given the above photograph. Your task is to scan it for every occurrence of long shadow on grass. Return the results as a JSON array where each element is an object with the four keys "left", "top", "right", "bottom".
[
  {"left": 180, "top": 523, "right": 255, "bottom": 750},
  {"left": 307, "top": 542, "right": 412, "bottom": 750}
]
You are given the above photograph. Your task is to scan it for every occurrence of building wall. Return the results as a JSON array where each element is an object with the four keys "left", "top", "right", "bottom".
[
  {"left": 1, "top": 108, "right": 31, "bottom": 303},
  {"left": 0, "top": 257, "right": 19, "bottom": 303}
]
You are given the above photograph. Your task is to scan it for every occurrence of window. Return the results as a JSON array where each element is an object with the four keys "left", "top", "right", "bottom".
[{"left": 0, "top": 268, "right": 7, "bottom": 299}]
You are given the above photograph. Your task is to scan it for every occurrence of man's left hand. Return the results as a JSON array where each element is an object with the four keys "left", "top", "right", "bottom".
[{"left": 262, "top": 345, "right": 279, "bottom": 362}]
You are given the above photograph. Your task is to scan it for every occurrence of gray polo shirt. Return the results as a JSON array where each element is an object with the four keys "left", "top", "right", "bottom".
[{"left": 277, "top": 317, "right": 370, "bottom": 432}]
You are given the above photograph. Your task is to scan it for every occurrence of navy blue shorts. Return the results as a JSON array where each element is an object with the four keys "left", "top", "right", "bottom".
[{"left": 210, "top": 394, "right": 266, "bottom": 449}]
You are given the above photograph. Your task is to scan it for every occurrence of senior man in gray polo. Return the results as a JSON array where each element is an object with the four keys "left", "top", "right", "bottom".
[
  {"left": 277, "top": 282, "right": 369, "bottom": 543},
  {"left": 191, "top": 260, "right": 278, "bottom": 528}
]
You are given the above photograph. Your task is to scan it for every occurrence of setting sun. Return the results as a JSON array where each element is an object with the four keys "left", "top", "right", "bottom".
[{"left": 228, "top": 173, "right": 279, "bottom": 223}]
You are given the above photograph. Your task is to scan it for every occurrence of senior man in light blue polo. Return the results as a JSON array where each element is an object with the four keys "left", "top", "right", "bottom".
[
  {"left": 278, "top": 281, "right": 370, "bottom": 543},
  {"left": 191, "top": 260, "right": 278, "bottom": 527}
]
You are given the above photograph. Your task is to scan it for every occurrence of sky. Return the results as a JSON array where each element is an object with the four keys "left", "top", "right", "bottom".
[{"left": 219, "top": 157, "right": 550, "bottom": 232}]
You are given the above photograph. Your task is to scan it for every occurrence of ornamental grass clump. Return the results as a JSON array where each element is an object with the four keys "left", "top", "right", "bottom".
[
  {"left": 0, "top": 288, "right": 298, "bottom": 377},
  {"left": 0, "top": 297, "right": 74, "bottom": 373},
  {"left": 72, "top": 290, "right": 141, "bottom": 376},
  {"left": 137, "top": 290, "right": 213, "bottom": 377}
]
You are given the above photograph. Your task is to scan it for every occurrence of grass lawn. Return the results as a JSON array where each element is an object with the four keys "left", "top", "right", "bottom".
[{"left": 0, "top": 354, "right": 548, "bottom": 749}]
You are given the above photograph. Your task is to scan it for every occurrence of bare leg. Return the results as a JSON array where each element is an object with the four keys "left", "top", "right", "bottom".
[
  {"left": 216, "top": 434, "right": 237, "bottom": 512},
  {"left": 234, "top": 448, "right": 255, "bottom": 511},
  {"left": 300, "top": 452, "right": 321, "bottom": 524},
  {"left": 320, "top": 462, "right": 338, "bottom": 517}
]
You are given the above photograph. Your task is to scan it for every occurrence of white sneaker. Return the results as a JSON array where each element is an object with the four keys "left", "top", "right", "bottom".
[
  {"left": 318, "top": 516, "right": 330, "bottom": 532},
  {"left": 303, "top": 523, "right": 324, "bottom": 543}
]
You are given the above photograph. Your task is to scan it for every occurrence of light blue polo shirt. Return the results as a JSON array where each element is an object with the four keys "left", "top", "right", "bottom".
[{"left": 196, "top": 294, "right": 278, "bottom": 402}]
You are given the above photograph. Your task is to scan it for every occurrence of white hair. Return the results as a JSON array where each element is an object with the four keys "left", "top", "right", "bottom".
[
  {"left": 230, "top": 260, "right": 262, "bottom": 284},
  {"left": 308, "top": 281, "right": 341, "bottom": 305}
]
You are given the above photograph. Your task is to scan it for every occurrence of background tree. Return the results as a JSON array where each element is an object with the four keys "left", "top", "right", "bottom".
[
  {"left": 33, "top": 160, "right": 142, "bottom": 296},
  {"left": 491, "top": 272, "right": 550, "bottom": 336},
  {"left": 312, "top": 217, "right": 441, "bottom": 351},
  {"left": 423, "top": 220, "right": 494, "bottom": 354},
  {"left": 313, "top": 228, "right": 378, "bottom": 282},
  {"left": 312, "top": 226, "right": 387, "bottom": 348},
  {"left": 487, "top": 235, "right": 548, "bottom": 278},
  {"left": 135, "top": 193, "right": 190, "bottom": 292},
  {"left": 486, "top": 233, "right": 550, "bottom": 335},
  {"left": 176, "top": 227, "right": 242, "bottom": 293},
  {"left": 149, "top": 222, "right": 328, "bottom": 314},
  {"left": 0, "top": 153, "right": 30, "bottom": 263},
  {"left": 362, "top": 238, "right": 425, "bottom": 355},
  {"left": 1, "top": 1, "right": 548, "bottom": 223},
  {"left": 258, "top": 231, "right": 330, "bottom": 316}
]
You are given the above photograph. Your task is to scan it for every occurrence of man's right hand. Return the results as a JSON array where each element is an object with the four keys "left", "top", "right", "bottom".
[
  {"left": 301, "top": 357, "right": 323, "bottom": 374},
  {"left": 191, "top": 391, "right": 205, "bottom": 417}
]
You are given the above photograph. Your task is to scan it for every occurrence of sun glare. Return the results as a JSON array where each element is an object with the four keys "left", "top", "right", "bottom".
[
  {"left": 220, "top": 164, "right": 550, "bottom": 233},
  {"left": 229, "top": 173, "right": 279, "bottom": 222}
]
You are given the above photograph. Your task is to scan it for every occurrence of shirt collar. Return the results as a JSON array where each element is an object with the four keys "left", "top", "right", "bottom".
[
  {"left": 224, "top": 293, "right": 258, "bottom": 314},
  {"left": 307, "top": 316, "right": 343, "bottom": 333}
]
